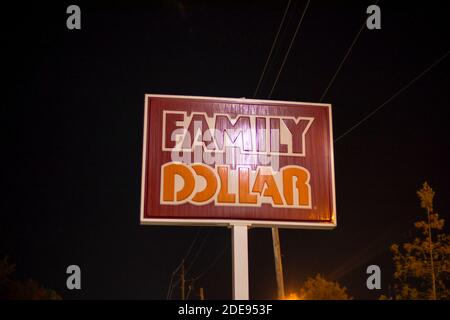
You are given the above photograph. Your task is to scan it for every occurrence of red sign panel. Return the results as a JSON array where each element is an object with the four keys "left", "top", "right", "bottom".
[{"left": 140, "top": 95, "right": 336, "bottom": 229}]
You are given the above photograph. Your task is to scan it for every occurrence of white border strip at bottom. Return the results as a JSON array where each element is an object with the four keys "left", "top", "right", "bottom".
[{"left": 140, "top": 218, "right": 336, "bottom": 230}]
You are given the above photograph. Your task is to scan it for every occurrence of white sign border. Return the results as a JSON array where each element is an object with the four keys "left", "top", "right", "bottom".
[{"left": 140, "top": 94, "right": 337, "bottom": 230}]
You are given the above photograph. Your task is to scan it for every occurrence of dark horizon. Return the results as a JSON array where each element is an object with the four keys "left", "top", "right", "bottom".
[{"left": 1, "top": 0, "right": 449, "bottom": 300}]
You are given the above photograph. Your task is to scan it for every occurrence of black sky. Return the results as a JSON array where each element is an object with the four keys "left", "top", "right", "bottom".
[{"left": 1, "top": 0, "right": 449, "bottom": 299}]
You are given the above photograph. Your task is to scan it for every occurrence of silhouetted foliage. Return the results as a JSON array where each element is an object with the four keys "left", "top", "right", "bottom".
[
  {"left": 288, "top": 274, "right": 352, "bottom": 300},
  {"left": 0, "top": 256, "right": 61, "bottom": 300},
  {"left": 385, "top": 182, "right": 450, "bottom": 300}
]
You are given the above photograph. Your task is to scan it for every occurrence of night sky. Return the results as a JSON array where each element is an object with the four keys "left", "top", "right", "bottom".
[{"left": 2, "top": 1, "right": 449, "bottom": 300}]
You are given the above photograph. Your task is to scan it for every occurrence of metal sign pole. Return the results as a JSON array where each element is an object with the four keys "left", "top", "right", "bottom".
[{"left": 231, "top": 223, "right": 250, "bottom": 300}]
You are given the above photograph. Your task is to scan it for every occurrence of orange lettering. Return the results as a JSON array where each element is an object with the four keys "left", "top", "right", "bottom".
[
  {"left": 238, "top": 167, "right": 257, "bottom": 204},
  {"left": 217, "top": 166, "right": 236, "bottom": 203},
  {"left": 282, "top": 166, "right": 310, "bottom": 206},
  {"left": 191, "top": 164, "right": 217, "bottom": 203},
  {"left": 252, "top": 169, "right": 283, "bottom": 205},
  {"left": 162, "top": 163, "right": 195, "bottom": 202}
]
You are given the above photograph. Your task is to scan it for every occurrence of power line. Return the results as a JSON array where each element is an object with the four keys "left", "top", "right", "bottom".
[
  {"left": 319, "top": 0, "right": 380, "bottom": 103},
  {"left": 330, "top": 222, "right": 421, "bottom": 281},
  {"left": 185, "top": 229, "right": 212, "bottom": 275},
  {"left": 335, "top": 50, "right": 449, "bottom": 143},
  {"left": 166, "top": 260, "right": 184, "bottom": 300},
  {"left": 167, "top": 270, "right": 179, "bottom": 300},
  {"left": 190, "top": 244, "right": 228, "bottom": 282},
  {"left": 253, "top": 0, "right": 292, "bottom": 98},
  {"left": 166, "top": 228, "right": 201, "bottom": 299},
  {"left": 268, "top": 0, "right": 311, "bottom": 99},
  {"left": 167, "top": 276, "right": 180, "bottom": 300},
  {"left": 176, "top": 245, "right": 227, "bottom": 300},
  {"left": 167, "top": 229, "right": 212, "bottom": 299}
]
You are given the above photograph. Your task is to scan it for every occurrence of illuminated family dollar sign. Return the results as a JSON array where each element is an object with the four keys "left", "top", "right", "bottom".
[{"left": 140, "top": 95, "right": 336, "bottom": 229}]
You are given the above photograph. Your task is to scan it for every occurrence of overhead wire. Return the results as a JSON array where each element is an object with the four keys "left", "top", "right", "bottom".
[
  {"left": 253, "top": 0, "right": 292, "bottom": 98},
  {"left": 166, "top": 228, "right": 201, "bottom": 299},
  {"left": 319, "top": 0, "right": 380, "bottom": 102},
  {"left": 334, "top": 50, "right": 449, "bottom": 143},
  {"left": 268, "top": 0, "right": 311, "bottom": 99}
]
